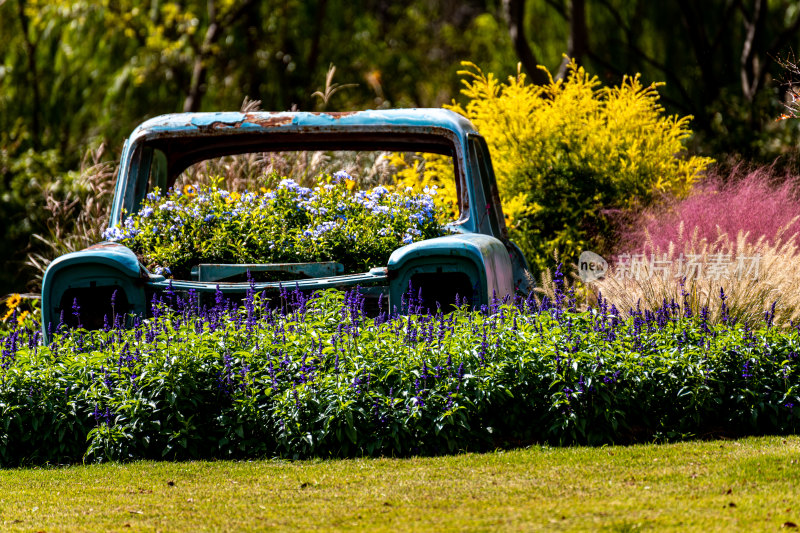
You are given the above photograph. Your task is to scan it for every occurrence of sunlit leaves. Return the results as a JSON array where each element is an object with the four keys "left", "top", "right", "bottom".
[{"left": 446, "top": 59, "right": 714, "bottom": 272}]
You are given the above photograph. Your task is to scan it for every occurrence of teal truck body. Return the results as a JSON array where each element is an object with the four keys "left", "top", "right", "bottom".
[{"left": 41, "top": 109, "right": 531, "bottom": 340}]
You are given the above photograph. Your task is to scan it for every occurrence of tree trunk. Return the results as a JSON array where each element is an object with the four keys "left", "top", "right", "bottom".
[
  {"left": 557, "top": 0, "right": 589, "bottom": 79},
  {"left": 503, "top": 0, "right": 550, "bottom": 85},
  {"left": 16, "top": 0, "right": 41, "bottom": 147},
  {"left": 740, "top": 0, "right": 766, "bottom": 103}
]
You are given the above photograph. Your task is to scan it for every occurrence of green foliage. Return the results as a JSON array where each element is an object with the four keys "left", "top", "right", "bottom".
[
  {"left": 110, "top": 174, "right": 448, "bottom": 277},
  {"left": 446, "top": 60, "right": 714, "bottom": 272},
  {"left": 1, "top": 284, "right": 798, "bottom": 466},
  {"left": 0, "top": 147, "right": 63, "bottom": 291},
  {"left": 522, "top": 0, "right": 800, "bottom": 163}
]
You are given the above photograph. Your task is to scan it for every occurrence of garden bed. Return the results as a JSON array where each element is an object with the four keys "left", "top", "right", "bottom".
[{"left": 1, "top": 275, "right": 798, "bottom": 465}]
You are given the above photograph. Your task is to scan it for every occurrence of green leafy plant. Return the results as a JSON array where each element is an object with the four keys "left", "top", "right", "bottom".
[
  {"left": 106, "top": 172, "right": 449, "bottom": 277},
  {"left": 1, "top": 277, "right": 798, "bottom": 466}
]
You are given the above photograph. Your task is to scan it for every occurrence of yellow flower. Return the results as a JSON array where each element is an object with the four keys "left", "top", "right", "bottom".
[
  {"left": 1, "top": 308, "right": 12, "bottom": 322},
  {"left": 225, "top": 191, "right": 241, "bottom": 204},
  {"left": 345, "top": 179, "right": 357, "bottom": 191},
  {"left": 17, "top": 310, "right": 29, "bottom": 325},
  {"left": 182, "top": 183, "right": 198, "bottom": 196},
  {"left": 6, "top": 293, "right": 21, "bottom": 310}
]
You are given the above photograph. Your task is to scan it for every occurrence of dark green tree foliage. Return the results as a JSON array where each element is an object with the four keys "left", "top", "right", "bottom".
[
  {"left": 4, "top": 0, "right": 800, "bottom": 294},
  {"left": 509, "top": 0, "right": 800, "bottom": 160}
]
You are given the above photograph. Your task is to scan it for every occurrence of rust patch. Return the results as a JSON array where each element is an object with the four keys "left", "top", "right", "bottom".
[
  {"left": 329, "top": 111, "right": 358, "bottom": 118},
  {"left": 195, "top": 120, "right": 245, "bottom": 131},
  {"left": 243, "top": 114, "right": 294, "bottom": 127},
  {"left": 307, "top": 111, "right": 359, "bottom": 118}
]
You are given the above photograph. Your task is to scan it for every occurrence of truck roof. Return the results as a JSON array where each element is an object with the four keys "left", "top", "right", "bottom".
[{"left": 129, "top": 108, "right": 477, "bottom": 141}]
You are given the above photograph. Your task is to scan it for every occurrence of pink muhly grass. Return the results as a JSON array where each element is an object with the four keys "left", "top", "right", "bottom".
[{"left": 619, "top": 164, "right": 800, "bottom": 254}]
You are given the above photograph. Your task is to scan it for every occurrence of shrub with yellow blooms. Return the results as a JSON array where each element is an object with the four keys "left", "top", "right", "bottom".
[
  {"left": 388, "top": 153, "right": 459, "bottom": 221},
  {"left": 444, "top": 59, "right": 713, "bottom": 273}
]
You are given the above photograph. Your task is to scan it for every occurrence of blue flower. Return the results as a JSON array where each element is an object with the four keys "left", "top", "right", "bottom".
[
  {"left": 102, "top": 226, "right": 125, "bottom": 242},
  {"left": 278, "top": 178, "right": 300, "bottom": 191},
  {"left": 312, "top": 221, "right": 339, "bottom": 237},
  {"left": 370, "top": 185, "right": 389, "bottom": 197},
  {"left": 333, "top": 170, "right": 352, "bottom": 183}
]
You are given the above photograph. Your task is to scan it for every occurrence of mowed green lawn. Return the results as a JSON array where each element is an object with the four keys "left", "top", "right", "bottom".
[{"left": 1, "top": 436, "right": 798, "bottom": 532}]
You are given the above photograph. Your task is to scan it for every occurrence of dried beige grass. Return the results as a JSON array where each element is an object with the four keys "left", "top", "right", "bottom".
[
  {"left": 174, "top": 97, "right": 403, "bottom": 191},
  {"left": 24, "top": 145, "right": 116, "bottom": 290},
  {"left": 176, "top": 149, "right": 400, "bottom": 193},
  {"left": 589, "top": 218, "right": 800, "bottom": 326}
]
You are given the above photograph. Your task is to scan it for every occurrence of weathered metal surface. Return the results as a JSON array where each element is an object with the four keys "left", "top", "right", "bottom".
[
  {"left": 42, "top": 108, "right": 533, "bottom": 340},
  {"left": 41, "top": 244, "right": 149, "bottom": 343},
  {"left": 191, "top": 262, "right": 345, "bottom": 282},
  {"left": 132, "top": 109, "right": 474, "bottom": 137},
  {"left": 45, "top": 242, "right": 143, "bottom": 280}
]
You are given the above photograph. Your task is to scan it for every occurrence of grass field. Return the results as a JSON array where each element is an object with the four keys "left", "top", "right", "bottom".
[{"left": 1, "top": 436, "right": 798, "bottom": 532}]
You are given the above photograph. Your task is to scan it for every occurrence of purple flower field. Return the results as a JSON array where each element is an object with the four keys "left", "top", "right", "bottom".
[{"left": 0, "top": 268, "right": 798, "bottom": 465}]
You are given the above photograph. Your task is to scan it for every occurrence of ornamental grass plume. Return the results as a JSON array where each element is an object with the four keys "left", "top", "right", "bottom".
[
  {"left": 176, "top": 149, "right": 399, "bottom": 194},
  {"left": 24, "top": 146, "right": 116, "bottom": 289},
  {"left": 619, "top": 164, "right": 800, "bottom": 253},
  {"left": 594, "top": 165, "right": 800, "bottom": 326},
  {"left": 593, "top": 227, "right": 800, "bottom": 326}
]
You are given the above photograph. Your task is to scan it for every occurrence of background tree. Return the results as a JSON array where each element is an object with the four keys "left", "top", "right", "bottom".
[{"left": 504, "top": 0, "right": 800, "bottom": 159}]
